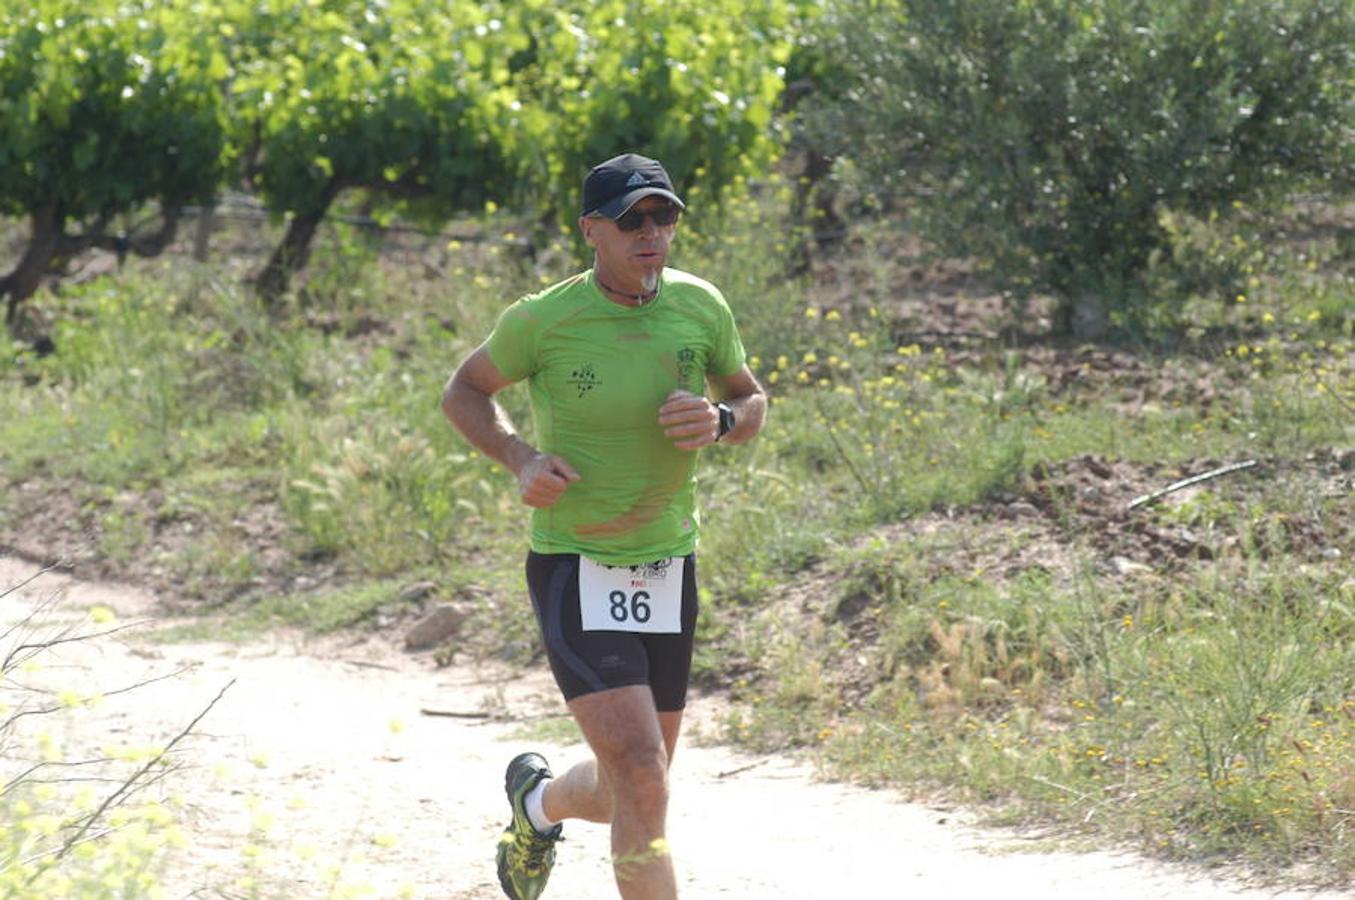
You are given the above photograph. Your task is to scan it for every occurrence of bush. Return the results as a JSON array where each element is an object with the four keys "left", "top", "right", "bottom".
[{"left": 809, "top": 0, "right": 1355, "bottom": 335}]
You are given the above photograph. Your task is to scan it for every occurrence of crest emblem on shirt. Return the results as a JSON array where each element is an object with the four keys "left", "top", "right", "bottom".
[
  {"left": 676, "top": 347, "right": 697, "bottom": 392},
  {"left": 568, "top": 363, "right": 600, "bottom": 397}
]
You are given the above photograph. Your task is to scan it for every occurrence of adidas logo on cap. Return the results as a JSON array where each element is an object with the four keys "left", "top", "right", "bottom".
[{"left": 626, "top": 172, "right": 650, "bottom": 187}]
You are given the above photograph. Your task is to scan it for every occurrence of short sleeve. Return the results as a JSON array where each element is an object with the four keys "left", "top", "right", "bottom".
[
  {"left": 485, "top": 300, "right": 537, "bottom": 382},
  {"left": 709, "top": 291, "right": 746, "bottom": 377}
]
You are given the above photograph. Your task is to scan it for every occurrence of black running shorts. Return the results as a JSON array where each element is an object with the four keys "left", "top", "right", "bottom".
[{"left": 525, "top": 551, "right": 699, "bottom": 712}]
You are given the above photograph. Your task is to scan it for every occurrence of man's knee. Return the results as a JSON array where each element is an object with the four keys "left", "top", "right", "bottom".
[{"left": 602, "top": 743, "right": 669, "bottom": 806}]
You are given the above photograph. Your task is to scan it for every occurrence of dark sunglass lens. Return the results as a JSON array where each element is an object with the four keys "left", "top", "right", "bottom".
[
  {"left": 615, "top": 205, "right": 679, "bottom": 231},
  {"left": 616, "top": 208, "right": 645, "bottom": 231}
]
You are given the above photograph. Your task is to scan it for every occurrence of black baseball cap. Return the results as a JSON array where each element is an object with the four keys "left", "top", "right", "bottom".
[{"left": 581, "top": 153, "right": 686, "bottom": 218}]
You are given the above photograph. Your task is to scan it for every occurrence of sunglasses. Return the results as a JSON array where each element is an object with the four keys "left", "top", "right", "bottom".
[{"left": 612, "top": 203, "right": 681, "bottom": 232}]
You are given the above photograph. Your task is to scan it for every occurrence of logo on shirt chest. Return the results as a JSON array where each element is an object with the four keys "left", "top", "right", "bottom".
[
  {"left": 568, "top": 363, "right": 601, "bottom": 398},
  {"left": 676, "top": 347, "right": 698, "bottom": 392}
]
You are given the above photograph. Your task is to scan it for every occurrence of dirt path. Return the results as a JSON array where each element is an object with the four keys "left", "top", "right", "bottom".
[{"left": 1, "top": 557, "right": 1344, "bottom": 899}]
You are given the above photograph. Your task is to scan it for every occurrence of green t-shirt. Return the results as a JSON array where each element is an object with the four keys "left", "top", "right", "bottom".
[{"left": 486, "top": 267, "right": 746, "bottom": 566}]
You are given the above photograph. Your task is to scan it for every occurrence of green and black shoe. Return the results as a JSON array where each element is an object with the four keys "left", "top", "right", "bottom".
[{"left": 495, "top": 752, "right": 563, "bottom": 900}]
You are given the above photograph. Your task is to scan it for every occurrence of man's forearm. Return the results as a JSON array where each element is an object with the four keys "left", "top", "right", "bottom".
[
  {"left": 443, "top": 381, "right": 538, "bottom": 476},
  {"left": 721, "top": 391, "right": 767, "bottom": 445}
]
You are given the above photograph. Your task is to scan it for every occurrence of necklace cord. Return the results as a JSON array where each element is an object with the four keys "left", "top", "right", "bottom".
[{"left": 595, "top": 273, "right": 657, "bottom": 304}]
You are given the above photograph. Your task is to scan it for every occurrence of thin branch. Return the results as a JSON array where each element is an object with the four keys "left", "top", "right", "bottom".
[
  {"left": 0, "top": 579, "right": 66, "bottom": 647},
  {"left": 98, "top": 757, "right": 183, "bottom": 813},
  {"left": 2, "top": 665, "right": 195, "bottom": 727},
  {"left": 716, "top": 759, "right": 769, "bottom": 779},
  {"left": 52, "top": 210, "right": 115, "bottom": 261},
  {"left": 346, "top": 660, "right": 399, "bottom": 672},
  {"left": 3, "top": 620, "right": 153, "bottom": 673},
  {"left": 0, "top": 564, "right": 60, "bottom": 602},
  {"left": 2, "top": 757, "right": 118, "bottom": 798},
  {"left": 419, "top": 707, "right": 491, "bottom": 719},
  {"left": 2, "top": 759, "right": 191, "bottom": 877},
  {"left": 8, "top": 775, "right": 146, "bottom": 790},
  {"left": 1026, "top": 773, "right": 1097, "bottom": 804},
  {"left": 1127, "top": 460, "right": 1259, "bottom": 511},
  {"left": 14, "top": 827, "right": 117, "bottom": 872},
  {"left": 812, "top": 392, "right": 874, "bottom": 498},
  {"left": 39, "top": 677, "right": 235, "bottom": 873}
]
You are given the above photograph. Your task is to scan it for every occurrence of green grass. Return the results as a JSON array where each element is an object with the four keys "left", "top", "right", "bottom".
[
  {"left": 720, "top": 528, "right": 1353, "bottom": 848},
  {"left": 143, "top": 581, "right": 402, "bottom": 643},
  {"left": 2, "top": 187, "right": 1354, "bottom": 882},
  {"left": 508, "top": 715, "right": 586, "bottom": 747}
]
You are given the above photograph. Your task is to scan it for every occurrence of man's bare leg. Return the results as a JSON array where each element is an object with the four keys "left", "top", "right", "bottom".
[
  {"left": 543, "top": 706, "right": 683, "bottom": 823},
  {"left": 540, "top": 686, "right": 683, "bottom": 899}
]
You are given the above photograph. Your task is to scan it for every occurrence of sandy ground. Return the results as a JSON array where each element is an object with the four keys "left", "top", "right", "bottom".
[{"left": 1, "top": 557, "right": 1347, "bottom": 900}]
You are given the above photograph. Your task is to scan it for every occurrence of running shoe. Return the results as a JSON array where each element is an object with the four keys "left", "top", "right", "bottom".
[{"left": 496, "top": 752, "right": 563, "bottom": 900}]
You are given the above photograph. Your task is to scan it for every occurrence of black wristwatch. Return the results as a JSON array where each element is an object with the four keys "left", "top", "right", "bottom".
[{"left": 715, "top": 402, "right": 736, "bottom": 441}]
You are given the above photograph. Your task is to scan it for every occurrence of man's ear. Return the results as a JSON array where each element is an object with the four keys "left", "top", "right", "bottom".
[{"left": 578, "top": 216, "right": 597, "bottom": 248}]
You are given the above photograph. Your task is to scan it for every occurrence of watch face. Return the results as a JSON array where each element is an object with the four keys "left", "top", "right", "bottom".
[{"left": 718, "top": 403, "right": 735, "bottom": 438}]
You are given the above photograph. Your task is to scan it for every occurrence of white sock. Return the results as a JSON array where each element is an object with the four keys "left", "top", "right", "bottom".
[{"left": 524, "top": 778, "right": 558, "bottom": 834}]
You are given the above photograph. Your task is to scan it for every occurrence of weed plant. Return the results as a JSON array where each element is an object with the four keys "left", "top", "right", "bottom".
[{"left": 1, "top": 578, "right": 187, "bottom": 897}]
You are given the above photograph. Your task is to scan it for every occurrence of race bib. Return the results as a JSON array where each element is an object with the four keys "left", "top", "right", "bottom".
[{"left": 578, "top": 556, "right": 685, "bottom": 634}]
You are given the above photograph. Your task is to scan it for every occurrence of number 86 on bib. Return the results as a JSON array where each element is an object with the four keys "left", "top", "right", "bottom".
[{"left": 578, "top": 556, "right": 685, "bottom": 634}]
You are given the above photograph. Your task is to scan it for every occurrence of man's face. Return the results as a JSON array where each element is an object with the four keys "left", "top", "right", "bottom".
[{"left": 579, "top": 196, "right": 680, "bottom": 288}]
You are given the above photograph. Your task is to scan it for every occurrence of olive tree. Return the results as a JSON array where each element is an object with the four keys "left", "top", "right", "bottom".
[{"left": 810, "top": 0, "right": 1355, "bottom": 335}]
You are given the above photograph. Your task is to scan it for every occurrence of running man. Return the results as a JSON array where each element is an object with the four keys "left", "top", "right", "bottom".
[{"left": 442, "top": 153, "right": 766, "bottom": 899}]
